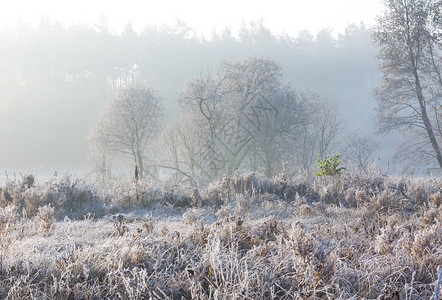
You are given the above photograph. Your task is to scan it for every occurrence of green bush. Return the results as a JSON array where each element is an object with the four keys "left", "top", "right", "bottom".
[{"left": 315, "top": 154, "right": 346, "bottom": 177}]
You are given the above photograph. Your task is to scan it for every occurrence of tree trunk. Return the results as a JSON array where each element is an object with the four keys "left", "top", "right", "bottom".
[
  {"left": 413, "top": 69, "right": 442, "bottom": 169},
  {"left": 137, "top": 152, "right": 144, "bottom": 179},
  {"left": 405, "top": 2, "right": 442, "bottom": 170}
]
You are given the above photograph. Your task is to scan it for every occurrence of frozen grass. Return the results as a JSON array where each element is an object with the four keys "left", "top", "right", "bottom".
[{"left": 0, "top": 170, "right": 441, "bottom": 299}]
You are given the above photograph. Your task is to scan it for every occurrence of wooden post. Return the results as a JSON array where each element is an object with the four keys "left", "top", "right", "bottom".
[
  {"left": 134, "top": 165, "right": 139, "bottom": 203},
  {"left": 134, "top": 165, "right": 139, "bottom": 183}
]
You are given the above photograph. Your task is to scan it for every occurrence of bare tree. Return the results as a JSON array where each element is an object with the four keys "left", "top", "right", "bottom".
[
  {"left": 373, "top": 0, "right": 442, "bottom": 169},
  {"left": 88, "top": 115, "right": 113, "bottom": 182},
  {"left": 89, "top": 83, "right": 163, "bottom": 179},
  {"left": 154, "top": 115, "right": 211, "bottom": 184},
  {"left": 314, "top": 97, "right": 344, "bottom": 159},
  {"left": 342, "top": 131, "right": 378, "bottom": 170},
  {"left": 295, "top": 96, "right": 344, "bottom": 170}
]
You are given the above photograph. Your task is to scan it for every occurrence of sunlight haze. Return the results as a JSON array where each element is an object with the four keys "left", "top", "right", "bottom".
[{"left": 0, "top": 0, "right": 384, "bottom": 36}]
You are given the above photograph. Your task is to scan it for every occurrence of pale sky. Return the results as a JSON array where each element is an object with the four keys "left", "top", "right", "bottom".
[{"left": 0, "top": 0, "right": 384, "bottom": 37}]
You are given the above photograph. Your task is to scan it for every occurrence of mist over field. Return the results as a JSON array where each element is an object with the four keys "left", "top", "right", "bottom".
[{"left": 0, "top": 21, "right": 386, "bottom": 175}]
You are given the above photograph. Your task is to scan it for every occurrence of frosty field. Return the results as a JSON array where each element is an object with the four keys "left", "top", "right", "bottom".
[{"left": 0, "top": 170, "right": 441, "bottom": 299}]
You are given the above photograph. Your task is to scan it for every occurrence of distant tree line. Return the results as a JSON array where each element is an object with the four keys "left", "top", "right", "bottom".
[{"left": 0, "top": 20, "right": 381, "bottom": 174}]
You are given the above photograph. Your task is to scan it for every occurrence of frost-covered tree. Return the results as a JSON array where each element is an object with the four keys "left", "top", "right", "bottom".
[
  {"left": 89, "top": 83, "right": 163, "bottom": 179},
  {"left": 373, "top": 0, "right": 442, "bottom": 169},
  {"left": 160, "top": 57, "right": 317, "bottom": 182}
]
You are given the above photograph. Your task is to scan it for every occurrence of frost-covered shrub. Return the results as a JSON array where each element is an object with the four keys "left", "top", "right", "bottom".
[
  {"left": 0, "top": 174, "right": 35, "bottom": 213},
  {"left": 204, "top": 171, "right": 310, "bottom": 207},
  {"left": 0, "top": 204, "right": 17, "bottom": 235},
  {"left": 0, "top": 187, "right": 12, "bottom": 207},
  {"left": 37, "top": 204, "right": 55, "bottom": 237},
  {"left": 317, "top": 183, "right": 344, "bottom": 205},
  {"left": 429, "top": 191, "right": 441, "bottom": 207},
  {"left": 111, "top": 214, "right": 128, "bottom": 237},
  {"left": 291, "top": 170, "right": 311, "bottom": 197},
  {"left": 102, "top": 179, "right": 193, "bottom": 211},
  {"left": 0, "top": 181, "right": 25, "bottom": 213},
  {"left": 24, "top": 188, "right": 41, "bottom": 217},
  {"left": 42, "top": 173, "right": 104, "bottom": 219},
  {"left": 20, "top": 173, "right": 35, "bottom": 190},
  {"left": 0, "top": 174, "right": 106, "bottom": 220},
  {"left": 234, "top": 194, "right": 251, "bottom": 216}
]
